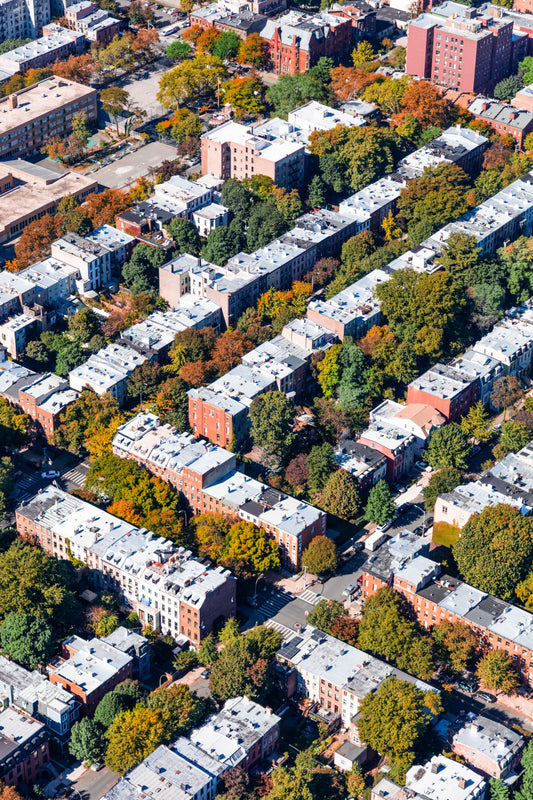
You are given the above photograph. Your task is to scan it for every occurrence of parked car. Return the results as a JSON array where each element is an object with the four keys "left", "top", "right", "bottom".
[
  {"left": 90, "top": 762, "right": 103, "bottom": 772},
  {"left": 416, "top": 460, "right": 428, "bottom": 469},
  {"left": 376, "top": 521, "right": 392, "bottom": 534},
  {"left": 343, "top": 584, "right": 356, "bottom": 598},
  {"left": 41, "top": 470, "right": 60, "bottom": 478},
  {"left": 476, "top": 691, "right": 496, "bottom": 703},
  {"left": 397, "top": 503, "right": 410, "bottom": 515},
  {"left": 457, "top": 679, "right": 477, "bottom": 693},
  {"left": 356, "top": 575, "right": 363, "bottom": 584},
  {"left": 353, "top": 541, "right": 364, "bottom": 553},
  {"left": 200, "top": 669, "right": 210, "bottom": 679}
]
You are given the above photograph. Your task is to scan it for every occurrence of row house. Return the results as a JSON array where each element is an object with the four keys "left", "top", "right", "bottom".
[
  {"left": 0, "top": 708, "right": 49, "bottom": 788},
  {"left": 468, "top": 97, "right": 533, "bottom": 148},
  {"left": 373, "top": 757, "right": 486, "bottom": 800},
  {"left": 112, "top": 412, "right": 326, "bottom": 568},
  {"left": 361, "top": 532, "right": 533, "bottom": 688},
  {"left": 334, "top": 439, "right": 388, "bottom": 494},
  {"left": 15, "top": 486, "right": 236, "bottom": 647},
  {"left": 452, "top": 714, "right": 523, "bottom": 780}
]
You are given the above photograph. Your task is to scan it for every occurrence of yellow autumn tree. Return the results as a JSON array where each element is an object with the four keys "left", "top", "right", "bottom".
[{"left": 106, "top": 707, "right": 166, "bottom": 774}]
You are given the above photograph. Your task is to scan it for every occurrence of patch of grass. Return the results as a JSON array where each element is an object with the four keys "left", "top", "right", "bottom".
[{"left": 432, "top": 521, "right": 461, "bottom": 549}]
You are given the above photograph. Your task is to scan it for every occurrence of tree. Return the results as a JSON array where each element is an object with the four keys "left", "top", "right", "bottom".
[
  {"left": 158, "top": 107, "right": 202, "bottom": 143},
  {"left": 285, "top": 454, "right": 309, "bottom": 493},
  {"left": 105, "top": 707, "right": 166, "bottom": 774},
  {"left": 301, "top": 536, "right": 339, "bottom": 576},
  {"left": 0, "top": 542, "right": 77, "bottom": 627},
  {"left": 423, "top": 466, "right": 462, "bottom": 512},
  {"left": 246, "top": 202, "right": 287, "bottom": 251},
  {"left": 477, "top": 650, "right": 519, "bottom": 694},
  {"left": 397, "top": 163, "right": 470, "bottom": 243},
  {"left": 67, "top": 308, "right": 99, "bottom": 342},
  {"left": 132, "top": 28, "right": 160, "bottom": 62},
  {"left": 489, "top": 779, "right": 511, "bottom": 800},
  {"left": 437, "top": 232, "right": 480, "bottom": 283},
  {"left": 453, "top": 504, "right": 533, "bottom": 600},
  {"left": 364, "top": 479, "right": 396, "bottom": 524},
  {"left": 94, "top": 682, "right": 144, "bottom": 730},
  {"left": 460, "top": 401, "right": 492, "bottom": 443},
  {"left": 352, "top": 40, "right": 375, "bottom": 67},
  {"left": 202, "top": 223, "right": 242, "bottom": 265},
  {"left": 238, "top": 33, "right": 269, "bottom": 68},
  {"left": 166, "top": 40, "right": 192, "bottom": 60},
  {"left": 209, "top": 631, "right": 276, "bottom": 703},
  {"left": 307, "top": 174, "right": 326, "bottom": 208},
  {"left": 357, "top": 676, "right": 442, "bottom": 773},
  {"left": 499, "top": 420, "right": 531, "bottom": 454},
  {"left": 166, "top": 218, "right": 201, "bottom": 255},
  {"left": 494, "top": 74, "right": 523, "bottom": 100},
  {"left": 0, "top": 612, "right": 53, "bottom": 669},
  {"left": 69, "top": 718, "right": 106, "bottom": 763},
  {"left": 425, "top": 424, "right": 471, "bottom": 470},
  {"left": 157, "top": 53, "right": 227, "bottom": 109},
  {"left": 192, "top": 513, "right": 230, "bottom": 562},
  {"left": 0, "top": 402, "right": 28, "bottom": 447},
  {"left": 320, "top": 469, "right": 361, "bottom": 521},
  {"left": 515, "top": 741, "right": 533, "bottom": 800},
  {"left": 147, "top": 684, "right": 205, "bottom": 741},
  {"left": 308, "top": 599, "right": 348, "bottom": 635},
  {"left": 101, "top": 87, "right": 131, "bottom": 134},
  {"left": 198, "top": 634, "right": 218, "bottom": 667},
  {"left": 14, "top": 214, "right": 59, "bottom": 269},
  {"left": 340, "top": 127, "right": 403, "bottom": 192},
  {"left": 221, "top": 74, "right": 264, "bottom": 117},
  {"left": 431, "top": 620, "right": 477, "bottom": 675},
  {"left": 317, "top": 344, "right": 342, "bottom": 397},
  {"left": 127, "top": 361, "right": 162, "bottom": 402},
  {"left": 394, "top": 80, "right": 449, "bottom": 129},
  {"left": 54, "top": 389, "right": 121, "bottom": 454},
  {"left": 222, "top": 521, "right": 280, "bottom": 576},
  {"left": 122, "top": 243, "right": 167, "bottom": 294},
  {"left": 362, "top": 76, "right": 410, "bottom": 115},
  {"left": 54, "top": 53, "right": 97, "bottom": 83},
  {"left": 95, "top": 613, "right": 119, "bottom": 637},
  {"left": 307, "top": 444, "right": 336, "bottom": 495},
  {"left": 492, "top": 375, "right": 522, "bottom": 418},
  {"left": 266, "top": 73, "right": 332, "bottom": 117},
  {"left": 213, "top": 31, "right": 240, "bottom": 60},
  {"left": 249, "top": 391, "right": 295, "bottom": 469},
  {"left": 210, "top": 330, "right": 249, "bottom": 376}
]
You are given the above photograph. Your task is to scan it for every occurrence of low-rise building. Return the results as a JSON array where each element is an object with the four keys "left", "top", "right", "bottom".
[
  {"left": 68, "top": 341, "right": 152, "bottom": 404},
  {"left": 357, "top": 414, "right": 417, "bottom": 482},
  {"left": 192, "top": 202, "right": 229, "bottom": 238},
  {"left": 51, "top": 232, "right": 113, "bottom": 294},
  {"left": 369, "top": 399, "right": 446, "bottom": 456},
  {"left": 405, "top": 756, "right": 486, "bottom": 800},
  {"left": 434, "top": 480, "right": 532, "bottom": 529},
  {"left": 334, "top": 439, "right": 388, "bottom": 493},
  {"left": 0, "top": 707, "right": 49, "bottom": 788},
  {"left": 100, "top": 627, "right": 150, "bottom": 681},
  {"left": 468, "top": 96, "right": 533, "bottom": 148},
  {"left": 17, "top": 373, "right": 78, "bottom": 439},
  {"left": 260, "top": 9, "right": 353, "bottom": 74},
  {"left": 64, "top": 0, "right": 119, "bottom": 43},
  {"left": 407, "top": 363, "right": 480, "bottom": 422},
  {"left": 452, "top": 714, "right": 524, "bottom": 779},
  {"left": 0, "top": 26, "right": 83, "bottom": 75},
  {"left": 16, "top": 486, "right": 236, "bottom": 647},
  {"left": 0, "top": 159, "right": 97, "bottom": 244},
  {"left": 190, "top": 2, "right": 267, "bottom": 38},
  {"left": 201, "top": 121, "right": 306, "bottom": 189},
  {"left": 472, "top": 319, "right": 533, "bottom": 377},
  {"left": 0, "top": 77, "right": 97, "bottom": 160}
]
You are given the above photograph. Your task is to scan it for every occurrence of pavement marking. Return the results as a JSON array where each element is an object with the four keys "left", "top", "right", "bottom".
[
  {"left": 256, "top": 592, "right": 292, "bottom": 618},
  {"left": 298, "top": 590, "right": 323, "bottom": 606},
  {"left": 62, "top": 467, "right": 88, "bottom": 486},
  {"left": 264, "top": 619, "right": 294, "bottom": 640}
]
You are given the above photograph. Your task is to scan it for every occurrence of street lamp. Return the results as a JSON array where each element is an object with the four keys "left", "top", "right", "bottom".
[
  {"left": 177, "top": 509, "right": 188, "bottom": 526},
  {"left": 253, "top": 573, "right": 264, "bottom": 607}
]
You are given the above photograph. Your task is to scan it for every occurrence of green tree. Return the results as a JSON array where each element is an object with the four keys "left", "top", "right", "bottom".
[
  {"left": 499, "top": 420, "right": 531, "bottom": 454},
  {"left": 94, "top": 687, "right": 139, "bottom": 731},
  {"left": 122, "top": 243, "right": 167, "bottom": 294},
  {"left": 307, "top": 444, "right": 336, "bottom": 495},
  {"left": 308, "top": 598, "right": 347, "bottom": 633},
  {"left": 69, "top": 718, "right": 106, "bottom": 763},
  {"left": 95, "top": 613, "right": 119, "bottom": 637},
  {"left": 423, "top": 466, "right": 462, "bottom": 512},
  {"left": 307, "top": 174, "right": 326, "bottom": 208},
  {"left": 492, "top": 375, "right": 522, "bottom": 418},
  {"left": 0, "top": 542, "right": 77, "bottom": 627},
  {"left": 213, "top": 31, "right": 240, "bottom": 60},
  {"left": 67, "top": 308, "right": 99, "bottom": 342},
  {"left": 72, "top": 112, "right": 91, "bottom": 148},
  {"left": 202, "top": 224, "right": 243, "bottom": 265},
  {"left": 55, "top": 341, "right": 85, "bottom": 377},
  {"left": 222, "top": 521, "right": 280, "bottom": 576},
  {"left": 336, "top": 340, "right": 369, "bottom": 410},
  {"left": 0, "top": 457, "right": 13, "bottom": 517},
  {"left": 489, "top": 778, "right": 511, "bottom": 800},
  {"left": 515, "top": 741, "right": 533, "bottom": 800},
  {"left": 317, "top": 344, "right": 341, "bottom": 398},
  {"left": 101, "top": 87, "right": 131, "bottom": 134},
  {"left": 0, "top": 612, "right": 53, "bottom": 669},
  {"left": 460, "top": 401, "right": 492, "bottom": 443},
  {"left": 301, "top": 535, "right": 339, "bottom": 576},
  {"left": 477, "top": 650, "right": 519, "bottom": 694},
  {"left": 398, "top": 163, "right": 470, "bottom": 243},
  {"left": 0, "top": 399, "right": 28, "bottom": 448},
  {"left": 246, "top": 202, "right": 287, "bottom": 251},
  {"left": 167, "top": 108, "right": 202, "bottom": 143},
  {"left": 364, "top": 479, "right": 396, "bottom": 524},
  {"left": 431, "top": 620, "right": 477, "bottom": 675},
  {"left": 320, "top": 469, "right": 361, "bottom": 521},
  {"left": 267, "top": 73, "right": 332, "bottom": 117},
  {"left": 494, "top": 74, "right": 523, "bottom": 100},
  {"left": 147, "top": 683, "right": 205, "bottom": 741},
  {"left": 220, "top": 179, "right": 253, "bottom": 219},
  {"left": 438, "top": 233, "right": 479, "bottom": 283},
  {"left": 425, "top": 424, "right": 471, "bottom": 469},
  {"left": 341, "top": 127, "right": 403, "bottom": 192},
  {"left": 357, "top": 676, "right": 442, "bottom": 773},
  {"left": 166, "top": 217, "right": 201, "bottom": 255},
  {"left": 198, "top": 634, "right": 218, "bottom": 666},
  {"left": 157, "top": 53, "right": 227, "bottom": 109},
  {"left": 249, "top": 390, "right": 295, "bottom": 469},
  {"left": 376, "top": 269, "right": 464, "bottom": 360},
  {"left": 209, "top": 628, "right": 278, "bottom": 703},
  {"left": 453, "top": 504, "right": 533, "bottom": 600},
  {"left": 105, "top": 707, "right": 166, "bottom": 774},
  {"left": 166, "top": 40, "right": 192, "bottom": 60}
]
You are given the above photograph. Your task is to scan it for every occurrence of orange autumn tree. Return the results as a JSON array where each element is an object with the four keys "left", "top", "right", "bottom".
[
  {"left": 238, "top": 33, "right": 269, "bottom": 68},
  {"left": 196, "top": 27, "right": 220, "bottom": 53},
  {"left": 53, "top": 53, "right": 97, "bottom": 83},
  {"left": 330, "top": 65, "right": 379, "bottom": 102},
  {"left": 14, "top": 215, "right": 60, "bottom": 269},
  {"left": 392, "top": 80, "right": 449, "bottom": 129}
]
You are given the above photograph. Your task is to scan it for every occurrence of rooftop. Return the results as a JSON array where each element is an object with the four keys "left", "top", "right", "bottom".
[
  {"left": 453, "top": 713, "right": 523, "bottom": 771},
  {"left": 405, "top": 755, "right": 486, "bottom": 800},
  {"left": 0, "top": 78, "right": 95, "bottom": 135}
]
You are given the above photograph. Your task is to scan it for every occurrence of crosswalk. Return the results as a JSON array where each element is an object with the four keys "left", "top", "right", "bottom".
[
  {"left": 264, "top": 619, "right": 294, "bottom": 641},
  {"left": 299, "top": 590, "right": 323, "bottom": 606},
  {"left": 61, "top": 467, "right": 87, "bottom": 487},
  {"left": 11, "top": 475, "right": 40, "bottom": 504},
  {"left": 256, "top": 592, "right": 292, "bottom": 619}
]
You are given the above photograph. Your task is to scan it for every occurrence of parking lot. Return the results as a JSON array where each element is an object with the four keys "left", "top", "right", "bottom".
[{"left": 90, "top": 141, "right": 177, "bottom": 188}]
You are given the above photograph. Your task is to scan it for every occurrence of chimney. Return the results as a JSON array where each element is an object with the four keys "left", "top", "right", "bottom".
[
  {"left": 9, "top": 95, "right": 17, "bottom": 109},
  {"left": 458, "top": 778, "right": 467, "bottom": 789}
]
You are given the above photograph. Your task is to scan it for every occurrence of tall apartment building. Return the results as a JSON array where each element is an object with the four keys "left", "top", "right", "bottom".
[
  {"left": 112, "top": 412, "right": 326, "bottom": 568},
  {"left": 201, "top": 121, "right": 306, "bottom": 189},
  {"left": 0, "top": 0, "right": 51, "bottom": 42},
  {"left": 0, "top": 77, "right": 97, "bottom": 160},
  {"left": 406, "top": 1, "right": 515, "bottom": 93},
  {"left": 360, "top": 532, "right": 533, "bottom": 688},
  {"left": 16, "top": 486, "right": 236, "bottom": 646},
  {"left": 260, "top": 9, "right": 353, "bottom": 74}
]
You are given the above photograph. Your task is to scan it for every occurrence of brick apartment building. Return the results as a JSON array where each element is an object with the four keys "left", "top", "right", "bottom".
[
  {"left": 0, "top": 708, "right": 49, "bottom": 788},
  {"left": 16, "top": 486, "right": 237, "bottom": 646},
  {"left": 112, "top": 412, "right": 326, "bottom": 568},
  {"left": 260, "top": 9, "right": 353, "bottom": 74},
  {"left": 405, "top": 4, "right": 514, "bottom": 93},
  {"left": 468, "top": 97, "right": 533, "bottom": 148},
  {"left": 0, "top": 77, "right": 97, "bottom": 160},
  {"left": 17, "top": 373, "right": 78, "bottom": 439},
  {"left": 201, "top": 121, "right": 306, "bottom": 189},
  {"left": 407, "top": 363, "right": 481, "bottom": 422},
  {"left": 361, "top": 532, "right": 533, "bottom": 688}
]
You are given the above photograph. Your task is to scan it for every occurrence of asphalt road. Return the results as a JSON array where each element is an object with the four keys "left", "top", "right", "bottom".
[{"left": 71, "top": 767, "right": 118, "bottom": 800}]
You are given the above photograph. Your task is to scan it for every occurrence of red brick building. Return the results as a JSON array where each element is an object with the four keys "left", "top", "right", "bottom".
[
  {"left": 0, "top": 708, "right": 49, "bottom": 788},
  {"left": 407, "top": 363, "right": 480, "bottom": 422},
  {"left": 260, "top": 9, "right": 353, "bottom": 74},
  {"left": 468, "top": 97, "right": 533, "bottom": 148},
  {"left": 405, "top": 6, "right": 513, "bottom": 94}
]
